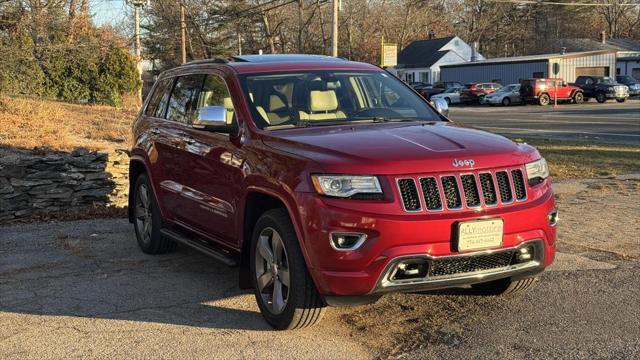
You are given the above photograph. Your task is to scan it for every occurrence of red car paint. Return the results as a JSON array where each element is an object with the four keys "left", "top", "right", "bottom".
[
  {"left": 520, "top": 78, "right": 583, "bottom": 105},
  {"left": 129, "top": 56, "right": 556, "bottom": 302}
]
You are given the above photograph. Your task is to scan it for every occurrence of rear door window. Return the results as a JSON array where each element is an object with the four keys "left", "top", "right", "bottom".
[
  {"left": 145, "top": 78, "right": 173, "bottom": 118},
  {"left": 166, "top": 74, "right": 205, "bottom": 124}
]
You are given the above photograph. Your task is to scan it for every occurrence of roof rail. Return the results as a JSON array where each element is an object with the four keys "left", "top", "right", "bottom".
[{"left": 183, "top": 58, "right": 231, "bottom": 65}]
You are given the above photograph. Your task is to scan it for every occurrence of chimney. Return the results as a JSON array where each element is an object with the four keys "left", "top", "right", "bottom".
[
  {"left": 427, "top": 31, "right": 434, "bottom": 40},
  {"left": 600, "top": 30, "right": 606, "bottom": 44},
  {"left": 561, "top": 47, "right": 566, "bottom": 55}
]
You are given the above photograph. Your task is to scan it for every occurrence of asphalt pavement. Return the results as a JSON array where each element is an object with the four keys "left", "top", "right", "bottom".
[{"left": 449, "top": 99, "right": 640, "bottom": 145}]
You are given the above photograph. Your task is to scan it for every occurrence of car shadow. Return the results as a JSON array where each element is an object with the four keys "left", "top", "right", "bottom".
[{"left": 0, "top": 219, "right": 272, "bottom": 331}]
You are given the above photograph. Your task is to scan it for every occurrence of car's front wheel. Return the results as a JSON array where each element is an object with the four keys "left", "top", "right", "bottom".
[
  {"left": 471, "top": 276, "right": 537, "bottom": 295},
  {"left": 250, "top": 208, "right": 325, "bottom": 330},
  {"left": 573, "top": 92, "right": 584, "bottom": 104},
  {"left": 133, "top": 174, "right": 176, "bottom": 254}
]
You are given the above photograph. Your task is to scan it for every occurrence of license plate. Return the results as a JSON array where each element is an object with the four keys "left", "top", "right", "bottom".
[{"left": 457, "top": 219, "right": 503, "bottom": 251}]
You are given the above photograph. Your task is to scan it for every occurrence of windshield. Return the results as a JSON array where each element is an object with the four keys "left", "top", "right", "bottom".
[
  {"left": 443, "top": 87, "right": 459, "bottom": 94},
  {"left": 617, "top": 76, "right": 635, "bottom": 83},
  {"left": 239, "top": 71, "right": 441, "bottom": 130},
  {"left": 597, "top": 77, "right": 616, "bottom": 84},
  {"left": 495, "top": 85, "right": 518, "bottom": 93}
]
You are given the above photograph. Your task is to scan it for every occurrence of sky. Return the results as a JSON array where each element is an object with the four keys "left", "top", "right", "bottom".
[{"left": 91, "top": 0, "right": 129, "bottom": 27}]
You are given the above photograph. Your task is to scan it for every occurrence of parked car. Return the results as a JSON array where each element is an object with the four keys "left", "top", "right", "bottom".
[
  {"left": 431, "top": 87, "right": 462, "bottom": 105},
  {"left": 482, "top": 84, "right": 522, "bottom": 106},
  {"left": 409, "top": 82, "right": 430, "bottom": 90},
  {"left": 520, "top": 78, "right": 583, "bottom": 106},
  {"left": 460, "top": 83, "right": 502, "bottom": 104},
  {"left": 573, "top": 76, "right": 629, "bottom": 103},
  {"left": 616, "top": 75, "right": 640, "bottom": 97},
  {"left": 130, "top": 54, "right": 557, "bottom": 330},
  {"left": 417, "top": 81, "right": 464, "bottom": 100}
]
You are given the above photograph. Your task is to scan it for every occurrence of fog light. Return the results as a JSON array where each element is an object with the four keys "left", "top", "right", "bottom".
[
  {"left": 515, "top": 246, "right": 534, "bottom": 263},
  {"left": 390, "top": 259, "right": 429, "bottom": 281},
  {"left": 548, "top": 210, "right": 559, "bottom": 226},
  {"left": 330, "top": 233, "right": 367, "bottom": 251}
]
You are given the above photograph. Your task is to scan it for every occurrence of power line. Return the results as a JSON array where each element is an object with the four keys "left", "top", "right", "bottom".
[{"left": 475, "top": 0, "right": 640, "bottom": 6}]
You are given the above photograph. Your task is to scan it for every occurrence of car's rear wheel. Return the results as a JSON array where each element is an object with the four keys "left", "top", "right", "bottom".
[
  {"left": 444, "top": 97, "right": 451, "bottom": 105},
  {"left": 471, "top": 277, "right": 537, "bottom": 295},
  {"left": 596, "top": 92, "right": 607, "bottom": 103},
  {"left": 538, "top": 94, "right": 550, "bottom": 106},
  {"left": 573, "top": 92, "right": 584, "bottom": 104},
  {"left": 502, "top": 97, "right": 511, "bottom": 106},
  {"left": 133, "top": 174, "right": 176, "bottom": 254},
  {"left": 250, "top": 208, "right": 325, "bottom": 330},
  {"left": 616, "top": 98, "right": 626, "bottom": 103}
]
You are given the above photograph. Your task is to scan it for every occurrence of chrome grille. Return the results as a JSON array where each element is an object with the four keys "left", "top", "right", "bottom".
[
  {"left": 460, "top": 174, "right": 480, "bottom": 207},
  {"left": 441, "top": 176, "right": 462, "bottom": 209},
  {"left": 419, "top": 177, "right": 442, "bottom": 210},
  {"left": 496, "top": 171, "right": 513, "bottom": 203},
  {"left": 398, "top": 178, "right": 421, "bottom": 212},
  {"left": 396, "top": 167, "right": 527, "bottom": 213},
  {"left": 429, "top": 250, "right": 515, "bottom": 277},
  {"left": 511, "top": 169, "right": 527, "bottom": 200},
  {"left": 479, "top": 173, "right": 498, "bottom": 205}
]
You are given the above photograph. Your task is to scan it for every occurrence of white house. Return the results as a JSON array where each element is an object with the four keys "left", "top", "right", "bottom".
[{"left": 394, "top": 36, "right": 484, "bottom": 84}]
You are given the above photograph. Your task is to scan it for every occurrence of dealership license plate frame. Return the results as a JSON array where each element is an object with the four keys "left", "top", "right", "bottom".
[{"left": 456, "top": 218, "right": 504, "bottom": 252}]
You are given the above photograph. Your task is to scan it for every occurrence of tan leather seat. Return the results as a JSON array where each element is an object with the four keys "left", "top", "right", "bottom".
[
  {"left": 223, "top": 97, "right": 234, "bottom": 125},
  {"left": 256, "top": 95, "right": 290, "bottom": 125},
  {"left": 298, "top": 90, "right": 346, "bottom": 121}
]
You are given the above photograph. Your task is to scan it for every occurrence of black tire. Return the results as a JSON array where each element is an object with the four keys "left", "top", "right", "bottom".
[
  {"left": 132, "top": 174, "right": 176, "bottom": 254},
  {"left": 596, "top": 92, "right": 607, "bottom": 103},
  {"left": 573, "top": 92, "right": 584, "bottom": 104},
  {"left": 444, "top": 97, "right": 451, "bottom": 105},
  {"left": 502, "top": 97, "right": 511, "bottom": 106},
  {"left": 616, "top": 98, "right": 626, "bottom": 103},
  {"left": 471, "top": 277, "right": 537, "bottom": 296},
  {"left": 250, "top": 208, "right": 325, "bottom": 330},
  {"left": 538, "top": 94, "right": 550, "bottom": 106}
]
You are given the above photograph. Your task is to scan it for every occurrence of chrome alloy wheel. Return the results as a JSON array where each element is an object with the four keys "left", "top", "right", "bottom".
[
  {"left": 134, "top": 183, "right": 152, "bottom": 245},
  {"left": 255, "top": 227, "right": 290, "bottom": 315}
]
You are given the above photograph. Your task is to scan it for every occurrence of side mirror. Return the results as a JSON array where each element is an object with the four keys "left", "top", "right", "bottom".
[
  {"left": 431, "top": 98, "right": 449, "bottom": 118},
  {"left": 193, "top": 106, "right": 229, "bottom": 132}
]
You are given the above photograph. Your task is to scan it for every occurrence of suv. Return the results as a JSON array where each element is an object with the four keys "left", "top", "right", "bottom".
[
  {"left": 460, "top": 83, "right": 502, "bottom": 104},
  {"left": 520, "top": 78, "right": 583, "bottom": 106},
  {"left": 573, "top": 75, "right": 629, "bottom": 103},
  {"left": 615, "top": 75, "right": 640, "bottom": 97},
  {"left": 129, "top": 55, "right": 557, "bottom": 330}
]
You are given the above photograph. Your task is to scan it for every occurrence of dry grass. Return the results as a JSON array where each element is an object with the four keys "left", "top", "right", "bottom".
[
  {"left": 0, "top": 95, "right": 138, "bottom": 151},
  {"left": 517, "top": 139, "right": 640, "bottom": 179}
]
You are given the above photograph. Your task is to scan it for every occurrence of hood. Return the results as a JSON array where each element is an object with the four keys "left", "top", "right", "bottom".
[{"left": 261, "top": 122, "right": 539, "bottom": 175}]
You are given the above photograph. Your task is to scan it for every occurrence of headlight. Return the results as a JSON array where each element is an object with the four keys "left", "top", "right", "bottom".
[
  {"left": 525, "top": 158, "right": 549, "bottom": 185},
  {"left": 311, "top": 175, "right": 382, "bottom": 198}
]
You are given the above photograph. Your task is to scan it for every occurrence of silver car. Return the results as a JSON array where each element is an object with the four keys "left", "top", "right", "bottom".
[{"left": 482, "top": 84, "right": 522, "bottom": 106}]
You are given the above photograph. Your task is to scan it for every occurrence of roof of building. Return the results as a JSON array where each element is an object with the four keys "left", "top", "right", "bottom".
[
  {"left": 532, "top": 38, "right": 640, "bottom": 54},
  {"left": 397, "top": 36, "right": 456, "bottom": 68},
  {"left": 440, "top": 50, "right": 615, "bottom": 68}
]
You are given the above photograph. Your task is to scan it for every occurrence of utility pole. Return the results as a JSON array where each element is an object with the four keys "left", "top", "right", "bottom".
[
  {"left": 128, "top": 0, "right": 147, "bottom": 102},
  {"left": 331, "top": 0, "right": 339, "bottom": 57},
  {"left": 180, "top": 0, "right": 186, "bottom": 64}
]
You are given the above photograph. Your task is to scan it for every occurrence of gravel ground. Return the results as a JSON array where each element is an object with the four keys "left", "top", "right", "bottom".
[{"left": 1, "top": 176, "right": 639, "bottom": 359}]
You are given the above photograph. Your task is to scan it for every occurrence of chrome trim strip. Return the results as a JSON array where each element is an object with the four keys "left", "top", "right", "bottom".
[{"left": 371, "top": 240, "right": 544, "bottom": 294}]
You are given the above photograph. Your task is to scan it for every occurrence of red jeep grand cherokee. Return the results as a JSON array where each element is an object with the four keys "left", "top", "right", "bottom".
[{"left": 129, "top": 55, "right": 557, "bottom": 330}]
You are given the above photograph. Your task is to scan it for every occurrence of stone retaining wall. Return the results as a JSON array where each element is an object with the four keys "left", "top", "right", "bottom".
[{"left": 0, "top": 147, "right": 129, "bottom": 223}]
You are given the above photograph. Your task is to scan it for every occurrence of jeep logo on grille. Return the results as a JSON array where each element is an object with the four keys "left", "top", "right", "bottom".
[{"left": 453, "top": 159, "right": 475, "bottom": 167}]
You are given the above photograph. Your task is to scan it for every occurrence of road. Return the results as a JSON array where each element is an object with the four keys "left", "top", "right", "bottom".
[
  {"left": 449, "top": 99, "right": 640, "bottom": 145},
  {"left": 1, "top": 176, "right": 639, "bottom": 358}
]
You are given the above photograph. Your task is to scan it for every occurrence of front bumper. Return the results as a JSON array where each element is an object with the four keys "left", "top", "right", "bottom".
[{"left": 294, "top": 186, "right": 557, "bottom": 297}]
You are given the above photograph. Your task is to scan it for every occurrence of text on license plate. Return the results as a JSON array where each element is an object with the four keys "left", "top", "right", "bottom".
[{"left": 457, "top": 218, "right": 503, "bottom": 251}]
